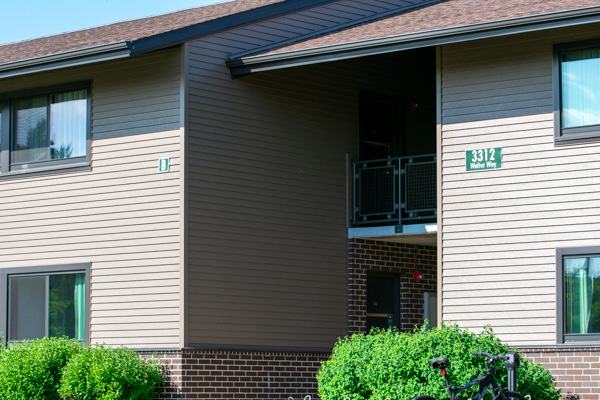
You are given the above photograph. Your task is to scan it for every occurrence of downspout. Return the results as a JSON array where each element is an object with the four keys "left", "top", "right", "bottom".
[{"left": 436, "top": 44, "right": 443, "bottom": 327}]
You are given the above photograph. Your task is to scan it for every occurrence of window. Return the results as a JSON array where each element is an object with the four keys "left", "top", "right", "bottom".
[
  {"left": 0, "top": 264, "right": 89, "bottom": 343},
  {"left": 424, "top": 291, "right": 438, "bottom": 328},
  {"left": 554, "top": 40, "right": 600, "bottom": 143},
  {"left": 557, "top": 247, "right": 600, "bottom": 343},
  {"left": 0, "top": 82, "right": 90, "bottom": 175}
]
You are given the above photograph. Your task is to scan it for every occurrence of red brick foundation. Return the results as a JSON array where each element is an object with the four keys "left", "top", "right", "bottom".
[
  {"left": 150, "top": 346, "right": 600, "bottom": 400},
  {"left": 148, "top": 238, "right": 438, "bottom": 399},
  {"left": 149, "top": 350, "right": 328, "bottom": 400},
  {"left": 520, "top": 347, "right": 600, "bottom": 400},
  {"left": 143, "top": 242, "right": 600, "bottom": 400}
]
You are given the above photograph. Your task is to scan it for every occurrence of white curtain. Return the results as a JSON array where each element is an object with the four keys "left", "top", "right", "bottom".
[
  {"left": 50, "top": 89, "right": 87, "bottom": 159},
  {"left": 561, "top": 49, "right": 600, "bottom": 128}
]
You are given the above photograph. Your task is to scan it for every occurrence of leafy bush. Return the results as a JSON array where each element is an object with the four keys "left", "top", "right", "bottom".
[
  {"left": 317, "top": 324, "right": 561, "bottom": 400},
  {"left": 0, "top": 337, "right": 84, "bottom": 400},
  {"left": 59, "top": 345, "right": 164, "bottom": 400}
]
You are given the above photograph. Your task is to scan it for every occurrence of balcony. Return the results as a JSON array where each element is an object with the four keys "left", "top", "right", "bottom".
[{"left": 351, "top": 154, "right": 437, "bottom": 230}]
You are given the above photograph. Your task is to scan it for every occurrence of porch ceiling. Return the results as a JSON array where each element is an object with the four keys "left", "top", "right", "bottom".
[
  {"left": 377, "top": 233, "right": 437, "bottom": 247},
  {"left": 348, "top": 224, "right": 438, "bottom": 247}
]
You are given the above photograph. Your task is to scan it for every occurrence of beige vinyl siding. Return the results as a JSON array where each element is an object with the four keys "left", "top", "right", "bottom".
[
  {"left": 440, "top": 23, "right": 600, "bottom": 346},
  {"left": 0, "top": 48, "right": 182, "bottom": 348},
  {"left": 186, "top": 14, "right": 434, "bottom": 350}
]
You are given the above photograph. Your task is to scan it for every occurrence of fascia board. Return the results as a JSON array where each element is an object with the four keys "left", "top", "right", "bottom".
[
  {"left": 129, "top": 0, "right": 336, "bottom": 56},
  {"left": 0, "top": 0, "right": 335, "bottom": 78},
  {"left": 0, "top": 42, "right": 132, "bottom": 79},
  {"left": 226, "top": 0, "right": 441, "bottom": 61},
  {"left": 228, "top": 6, "right": 600, "bottom": 76}
]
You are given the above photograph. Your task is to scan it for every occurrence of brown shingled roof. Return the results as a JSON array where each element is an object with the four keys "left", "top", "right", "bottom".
[
  {"left": 251, "top": 0, "right": 600, "bottom": 57},
  {"left": 0, "top": 0, "right": 284, "bottom": 65}
]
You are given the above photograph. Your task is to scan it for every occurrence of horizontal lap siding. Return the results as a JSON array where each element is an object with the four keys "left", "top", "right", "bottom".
[
  {"left": 186, "top": 12, "right": 432, "bottom": 349},
  {"left": 223, "top": 0, "right": 423, "bottom": 56},
  {"left": 187, "top": 42, "right": 352, "bottom": 351},
  {"left": 440, "top": 24, "right": 600, "bottom": 346},
  {"left": 0, "top": 49, "right": 182, "bottom": 348}
]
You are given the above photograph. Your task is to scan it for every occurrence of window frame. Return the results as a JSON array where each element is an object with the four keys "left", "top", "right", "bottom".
[
  {"left": 0, "top": 81, "right": 91, "bottom": 177},
  {"left": 553, "top": 39, "right": 600, "bottom": 144},
  {"left": 0, "top": 263, "right": 90, "bottom": 344},
  {"left": 556, "top": 247, "right": 600, "bottom": 344}
]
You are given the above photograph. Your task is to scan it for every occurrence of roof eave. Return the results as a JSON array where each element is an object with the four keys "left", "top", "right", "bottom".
[
  {"left": 128, "top": 0, "right": 336, "bottom": 56},
  {"left": 0, "top": 0, "right": 336, "bottom": 79},
  {"left": 0, "top": 41, "right": 132, "bottom": 79},
  {"left": 228, "top": 5, "right": 600, "bottom": 77}
]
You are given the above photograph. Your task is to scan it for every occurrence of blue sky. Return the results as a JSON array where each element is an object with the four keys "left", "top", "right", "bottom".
[{"left": 2, "top": 0, "right": 230, "bottom": 44}]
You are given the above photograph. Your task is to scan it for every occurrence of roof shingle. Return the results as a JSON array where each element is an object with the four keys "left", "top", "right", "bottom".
[
  {"left": 0, "top": 0, "right": 283, "bottom": 65},
  {"left": 252, "top": 0, "right": 600, "bottom": 57}
]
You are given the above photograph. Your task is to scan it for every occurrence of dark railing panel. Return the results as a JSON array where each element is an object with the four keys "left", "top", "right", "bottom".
[
  {"left": 352, "top": 154, "right": 436, "bottom": 226},
  {"left": 353, "top": 158, "right": 400, "bottom": 225},
  {"left": 359, "top": 165, "right": 396, "bottom": 215},
  {"left": 403, "top": 154, "right": 437, "bottom": 220}
]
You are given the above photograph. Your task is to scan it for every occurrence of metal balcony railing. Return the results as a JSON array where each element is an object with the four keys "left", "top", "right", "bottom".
[{"left": 352, "top": 154, "right": 437, "bottom": 226}]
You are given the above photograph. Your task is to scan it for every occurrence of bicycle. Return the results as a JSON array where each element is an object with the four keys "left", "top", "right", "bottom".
[{"left": 412, "top": 351, "right": 527, "bottom": 400}]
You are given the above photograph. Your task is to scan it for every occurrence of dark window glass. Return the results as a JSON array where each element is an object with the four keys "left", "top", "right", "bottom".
[
  {"left": 11, "top": 89, "right": 87, "bottom": 166},
  {"left": 8, "top": 273, "right": 86, "bottom": 341},
  {"left": 8, "top": 276, "right": 46, "bottom": 341},
  {"left": 13, "top": 96, "right": 48, "bottom": 164},
  {"left": 564, "top": 256, "right": 600, "bottom": 335},
  {"left": 560, "top": 48, "right": 600, "bottom": 131}
]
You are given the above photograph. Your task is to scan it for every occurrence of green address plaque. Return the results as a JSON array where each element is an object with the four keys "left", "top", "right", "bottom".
[{"left": 466, "top": 147, "right": 502, "bottom": 171}]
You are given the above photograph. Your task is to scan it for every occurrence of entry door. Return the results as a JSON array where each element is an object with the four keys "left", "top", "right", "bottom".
[
  {"left": 360, "top": 95, "right": 403, "bottom": 161},
  {"left": 367, "top": 275, "right": 399, "bottom": 330}
]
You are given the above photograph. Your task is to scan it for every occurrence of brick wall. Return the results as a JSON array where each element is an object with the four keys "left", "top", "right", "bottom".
[
  {"left": 147, "top": 238, "right": 437, "bottom": 399},
  {"left": 348, "top": 238, "right": 437, "bottom": 333},
  {"left": 520, "top": 347, "right": 600, "bottom": 400},
  {"left": 150, "top": 346, "right": 600, "bottom": 400},
  {"left": 147, "top": 241, "right": 600, "bottom": 400},
  {"left": 150, "top": 350, "right": 328, "bottom": 400}
]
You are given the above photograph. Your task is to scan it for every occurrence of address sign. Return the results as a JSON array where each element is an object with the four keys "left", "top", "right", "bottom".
[{"left": 466, "top": 147, "right": 502, "bottom": 171}]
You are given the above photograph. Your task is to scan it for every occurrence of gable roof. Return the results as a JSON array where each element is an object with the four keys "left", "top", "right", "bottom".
[
  {"left": 228, "top": 0, "right": 600, "bottom": 76},
  {"left": 0, "top": 0, "right": 331, "bottom": 79},
  {"left": 3, "top": 0, "right": 600, "bottom": 80}
]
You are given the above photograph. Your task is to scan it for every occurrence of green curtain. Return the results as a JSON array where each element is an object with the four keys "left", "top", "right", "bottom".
[
  {"left": 74, "top": 274, "right": 86, "bottom": 340},
  {"left": 565, "top": 257, "right": 596, "bottom": 334}
]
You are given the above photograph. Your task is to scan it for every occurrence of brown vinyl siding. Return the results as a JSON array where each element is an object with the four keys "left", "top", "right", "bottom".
[
  {"left": 186, "top": 50, "right": 353, "bottom": 350},
  {"left": 440, "top": 23, "right": 600, "bottom": 346},
  {"left": 184, "top": 0, "right": 428, "bottom": 351},
  {"left": 0, "top": 48, "right": 182, "bottom": 348},
  {"left": 186, "top": 15, "right": 435, "bottom": 348}
]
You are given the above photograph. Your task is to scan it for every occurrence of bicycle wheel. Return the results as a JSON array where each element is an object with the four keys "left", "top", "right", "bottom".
[
  {"left": 495, "top": 390, "right": 526, "bottom": 400},
  {"left": 412, "top": 396, "right": 439, "bottom": 400}
]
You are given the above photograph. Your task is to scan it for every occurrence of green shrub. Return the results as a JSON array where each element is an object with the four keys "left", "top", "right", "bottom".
[
  {"left": 59, "top": 345, "right": 164, "bottom": 400},
  {"left": 317, "top": 324, "right": 561, "bottom": 400},
  {"left": 0, "top": 336, "right": 84, "bottom": 400}
]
